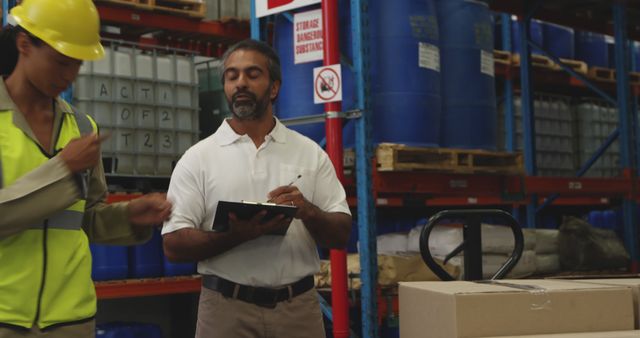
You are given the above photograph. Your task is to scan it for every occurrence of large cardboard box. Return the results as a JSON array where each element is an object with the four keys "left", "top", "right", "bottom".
[
  {"left": 482, "top": 331, "right": 640, "bottom": 338},
  {"left": 571, "top": 279, "right": 640, "bottom": 329},
  {"left": 399, "top": 279, "right": 635, "bottom": 338}
]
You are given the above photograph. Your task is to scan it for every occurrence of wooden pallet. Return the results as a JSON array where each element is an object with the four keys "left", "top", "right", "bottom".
[
  {"left": 96, "top": 0, "right": 205, "bottom": 18},
  {"left": 512, "top": 54, "right": 555, "bottom": 69},
  {"left": 551, "top": 58, "right": 589, "bottom": 75},
  {"left": 95, "top": 0, "right": 153, "bottom": 8},
  {"left": 375, "top": 143, "right": 524, "bottom": 175},
  {"left": 588, "top": 66, "right": 616, "bottom": 82},
  {"left": 493, "top": 50, "right": 512, "bottom": 65},
  {"left": 149, "top": 0, "right": 206, "bottom": 18}
]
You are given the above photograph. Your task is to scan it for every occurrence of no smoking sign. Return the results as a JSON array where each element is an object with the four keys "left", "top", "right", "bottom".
[{"left": 313, "top": 64, "right": 342, "bottom": 104}]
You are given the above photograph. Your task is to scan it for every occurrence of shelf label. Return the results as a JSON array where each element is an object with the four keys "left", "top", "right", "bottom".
[
  {"left": 377, "top": 198, "right": 389, "bottom": 206},
  {"left": 568, "top": 181, "right": 583, "bottom": 190},
  {"left": 467, "top": 197, "right": 478, "bottom": 204},
  {"left": 449, "top": 180, "right": 468, "bottom": 188},
  {"left": 419, "top": 42, "right": 440, "bottom": 72},
  {"left": 480, "top": 50, "right": 494, "bottom": 77},
  {"left": 294, "top": 9, "right": 323, "bottom": 64},
  {"left": 256, "top": 0, "right": 321, "bottom": 18}
]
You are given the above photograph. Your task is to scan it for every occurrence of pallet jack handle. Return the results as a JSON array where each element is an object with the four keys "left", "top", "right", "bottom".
[{"left": 419, "top": 209, "right": 524, "bottom": 281}]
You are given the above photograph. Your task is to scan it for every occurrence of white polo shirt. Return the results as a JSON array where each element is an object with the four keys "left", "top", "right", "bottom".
[{"left": 162, "top": 118, "right": 351, "bottom": 287}]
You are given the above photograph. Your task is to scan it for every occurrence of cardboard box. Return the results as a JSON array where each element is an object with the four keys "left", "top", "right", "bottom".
[
  {"left": 399, "top": 279, "right": 635, "bottom": 338},
  {"left": 482, "top": 331, "right": 640, "bottom": 338},
  {"left": 571, "top": 279, "right": 640, "bottom": 329}
]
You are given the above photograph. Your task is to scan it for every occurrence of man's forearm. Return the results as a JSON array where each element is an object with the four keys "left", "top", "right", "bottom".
[
  {"left": 163, "top": 228, "right": 247, "bottom": 262},
  {"left": 301, "top": 205, "right": 351, "bottom": 249}
]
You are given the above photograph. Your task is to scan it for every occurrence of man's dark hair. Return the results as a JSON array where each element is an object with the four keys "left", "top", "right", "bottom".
[{"left": 220, "top": 39, "right": 282, "bottom": 85}]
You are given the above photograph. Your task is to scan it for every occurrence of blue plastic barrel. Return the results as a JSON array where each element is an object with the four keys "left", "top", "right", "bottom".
[
  {"left": 369, "top": 0, "right": 441, "bottom": 146},
  {"left": 96, "top": 323, "right": 135, "bottom": 338},
  {"left": 273, "top": 5, "right": 356, "bottom": 144},
  {"left": 587, "top": 211, "right": 604, "bottom": 229},
  {"left": 436, "top": 0, "right": 496, "bottom": 149},
  {"left": 603, "top": 210, "right": 617, "bottom": 231},
  {"left": 575, "top": 31, "right": 609, "bottom": 67},
  {"left": 633, "top": 42, "right": 640, "bottom": 72},
  {"left": 542, "top": 22, "right": 574, "bottom": 59},
  {"left": 129, "top": 323, "right": 163, "bottom": 338},
  {"left": 90, "top": 244, "right": 128, "bottom": 281},
  {"left": 128, "top": 230, "right": 164, "bottom": 278},
  {"left": 163, "top": 256, "right": 196, "bottom": 277},
  {"left": 511, "top": 18, "right": 544, "bottom": 55}
]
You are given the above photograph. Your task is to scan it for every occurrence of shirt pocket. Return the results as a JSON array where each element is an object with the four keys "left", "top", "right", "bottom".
[{"left": 279, "top": 163, "right": 317, "bottom": 202}]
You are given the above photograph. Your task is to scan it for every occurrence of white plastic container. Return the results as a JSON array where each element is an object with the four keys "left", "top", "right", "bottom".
[
  {"left": 156, "top": 55, "right": 175, "bottom": 82},
  {"left": 157, "top": 107, "right": 175, "bottom": 129},
  {"left": 135, "top": 129, "right": 156, "bottom": 153},
  {"left": 114, "top": 49, "right": 134, "bottom": 77},
  {"left": 114, "top": 104, "right": 135, "bottom": 127},
  {"left": 157, "top": 131, "right": 175, "bottom": 155},
  {"left": 135, "top": 106, "right": 156, "bottom": 129},
  {"left": 114, "top": 128, "right": 136, "bottom": 153}
]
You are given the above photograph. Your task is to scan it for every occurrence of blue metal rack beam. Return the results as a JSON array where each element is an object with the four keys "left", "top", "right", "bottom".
[
  {"left": 2, "top": 0, "right": 16, "bottom": 26},
  {"left": 351, "top": 0, "right": 378, "bottom": 335},
  {"left": 502, "top": 13, "right": 516, "bottom": 152},
  {"left": 250, "top": 0, "right": 260, "bottom": 40},
  {"left": 518, "top": 2, "right": 538, "bottom": 228},
  {"left": 613, "top": 3, "right": 639, "bottom": 269}
]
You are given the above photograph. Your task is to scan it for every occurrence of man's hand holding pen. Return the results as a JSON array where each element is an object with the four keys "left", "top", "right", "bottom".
[{"left": 267, "top": 183, "right": 316, "bottom": 222}]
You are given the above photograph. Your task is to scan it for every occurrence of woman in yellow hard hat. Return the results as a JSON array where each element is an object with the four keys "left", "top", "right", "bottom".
[{"left": 0, "top": 1, "right": 172, "bottom": 337}]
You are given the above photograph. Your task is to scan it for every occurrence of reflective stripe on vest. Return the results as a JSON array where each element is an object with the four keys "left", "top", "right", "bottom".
[
  {"left": 60, "top": 100, "right": 93, "bottom": 136},
  {"left": 0, "top": 100, "right": 97, "bottom": 329},
  {"left": 29, "top": 210, "right": 84, "bottom": 230}
]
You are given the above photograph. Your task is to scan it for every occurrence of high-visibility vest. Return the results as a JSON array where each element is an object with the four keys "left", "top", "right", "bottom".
[{"left": 0, "top": 101, "right": 97, "bottom": 329}]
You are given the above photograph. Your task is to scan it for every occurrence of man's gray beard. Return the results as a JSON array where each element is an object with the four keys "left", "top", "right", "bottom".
[{"left": 232, "top": 101, "right": 260, "bottom": 120}]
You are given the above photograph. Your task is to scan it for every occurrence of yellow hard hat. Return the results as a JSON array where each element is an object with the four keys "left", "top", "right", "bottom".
[{"left": 10, "top": 0, "right": 105, "bottom": 61}]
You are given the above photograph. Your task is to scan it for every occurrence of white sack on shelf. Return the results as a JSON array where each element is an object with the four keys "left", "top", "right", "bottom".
[
  {"left": 535, "top": 253, "right": 561, "bottom": 275},
  {"left": 442, "top": 249, "right": 537, "bottom": 280},
  {"left": 534, "top": 228, "right": 560, "bottom": 254},
  {"left": 406, "top": 223, "right": 536, "bottom": 255}
]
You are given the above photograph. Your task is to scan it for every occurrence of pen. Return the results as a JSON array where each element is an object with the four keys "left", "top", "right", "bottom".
[{"left": 266, "top": 174, "right": 302, "bottom": 203}]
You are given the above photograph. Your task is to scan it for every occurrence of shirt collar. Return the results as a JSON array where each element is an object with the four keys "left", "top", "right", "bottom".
[
  {"left": 0, "top": 79, "right": 17, "bottom": 111},
  {"left": 268, "top": 117, "right": 287, "bottom": 144},
  {"left": 216, "top": 117, "right": 288, "bottom": 146}
]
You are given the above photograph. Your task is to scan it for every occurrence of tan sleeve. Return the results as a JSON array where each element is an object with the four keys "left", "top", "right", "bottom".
[
  {"left": 0, "top": 156, "right": 81, "bottom": 239},
  {"left": 81, "top": 158, "right": 153, "bottom": 245}
]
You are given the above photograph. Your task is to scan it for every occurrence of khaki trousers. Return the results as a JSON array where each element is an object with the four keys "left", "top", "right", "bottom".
[
  {"left": 0, "top": 320, "right": 94, "bottom": 338},
  {"left": 195, "top": 287, "right": 325, "bottom": 338}
]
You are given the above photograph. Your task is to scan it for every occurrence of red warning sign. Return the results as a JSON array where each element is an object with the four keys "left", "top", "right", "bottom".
[{"left": 313, "top": 64, "right": 342, "bottom": 104}]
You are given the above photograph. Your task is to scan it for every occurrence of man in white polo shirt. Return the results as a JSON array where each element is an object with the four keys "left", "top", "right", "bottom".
[{"left": 162, "top": 39, "right": 352, "bottom": 338}]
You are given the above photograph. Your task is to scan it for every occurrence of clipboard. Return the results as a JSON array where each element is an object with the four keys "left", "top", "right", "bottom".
[{"left": 212, "top": 200, "right": 298, "bottom": 235}]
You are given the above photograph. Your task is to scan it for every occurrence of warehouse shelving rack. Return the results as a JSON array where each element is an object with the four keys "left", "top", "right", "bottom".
[
  {"left": 4, "top": 0, "right": 640, "bottom": 337},
  {"left": 490, "top": 0, "right": 640, "bottom": 272},
  {"left": 245, "top": 1, "right": 640, "bottom": 338}
]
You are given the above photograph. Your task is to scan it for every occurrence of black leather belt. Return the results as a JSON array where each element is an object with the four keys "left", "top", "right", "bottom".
[{"left": 202, "top": 274, "right": 315, "bottom": 308}]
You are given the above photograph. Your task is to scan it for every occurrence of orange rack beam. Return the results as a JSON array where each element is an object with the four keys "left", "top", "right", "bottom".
[{"left": 95, "top": 276, "right": 201, "bottom": 299}]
